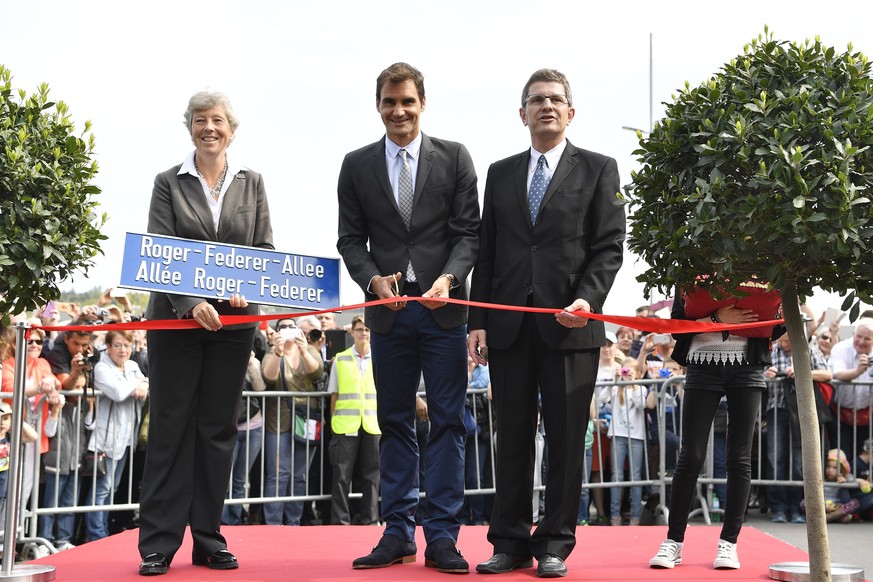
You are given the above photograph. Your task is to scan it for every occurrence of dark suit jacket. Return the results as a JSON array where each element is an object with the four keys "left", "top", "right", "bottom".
[
  {"left": 145, "top": 165, "right": 274, "bottom": 323},
  {"left": 469, "top": 140, "right": 625, "bottom": 350},
  {"left": 337, "top": 133, "right": 480, "bottom": 334}
]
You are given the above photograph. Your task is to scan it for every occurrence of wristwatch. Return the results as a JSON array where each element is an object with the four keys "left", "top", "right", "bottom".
[{"left": 441, "top": 273, "right": 457, "bottom": 288}]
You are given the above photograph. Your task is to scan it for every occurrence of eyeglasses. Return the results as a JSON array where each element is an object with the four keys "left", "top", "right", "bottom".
[
  {"left": 524, "top": 93, "right": 569, "bottom": 107},
  {"left": 820, "top": 335, "right": 831, "bottom": 341},
  {"left": 27, "top": 339, "right": 43, "bottom": 346},
  {"left": 111, "top": 343, "right": 132, "bottom": 350},
  {"left": 277, "top": 323, "right": 296, "bottom": 330},
  {"left": 352, "top": 328, "right": 370, "bottom": 333}
]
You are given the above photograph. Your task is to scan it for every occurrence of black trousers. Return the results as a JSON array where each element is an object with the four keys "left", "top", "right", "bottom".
[
  {"left": 138, "top": 326, "right": 255, "bottom": 562},
  {"left": 487, "top": 311, "right": 598, "bottom": 560}
]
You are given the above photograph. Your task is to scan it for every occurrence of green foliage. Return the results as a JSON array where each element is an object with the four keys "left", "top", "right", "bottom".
[
  {"left": 628, "top": 29, "right": 873, "bottom": 318},
  {"left": 0, "top": 65, "right": 106, "bottom": 319}
]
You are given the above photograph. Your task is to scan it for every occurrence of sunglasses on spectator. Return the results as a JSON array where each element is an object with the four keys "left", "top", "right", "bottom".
[
  {"left": 277, "top": 323, "right": 296, "bottom": 330},
  {"left": 27, "top": 339, "right": 43, "bottom": 346},
  {"left": 820, "top": 335, "right": 831, "bottom": 340}
]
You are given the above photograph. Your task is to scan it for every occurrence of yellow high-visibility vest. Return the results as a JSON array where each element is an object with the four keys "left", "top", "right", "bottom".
[{"left": 331, "top": 347, "right": 380, "bottom": 435}]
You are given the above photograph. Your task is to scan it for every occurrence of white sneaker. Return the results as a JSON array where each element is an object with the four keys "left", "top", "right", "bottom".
[
  {"left": 29, "top": 545, "right": 51, "bottom": 560},
  {"left": 713, "top": 539, "right": 740, "bottom": 569},
  {"left": 649, "top": 539, "right": 683, "bottom": 568},
  {"left": 56, "top": 542, "right": 75, "bottom": 552}
]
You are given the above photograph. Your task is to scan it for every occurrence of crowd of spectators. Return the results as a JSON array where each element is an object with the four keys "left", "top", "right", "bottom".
[{"left": 0, "top": 295, "right": 871, "bottom": 562}]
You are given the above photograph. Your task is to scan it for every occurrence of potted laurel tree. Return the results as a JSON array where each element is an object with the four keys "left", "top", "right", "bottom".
[
  {"left": 627, "top": 27, "right": 873, "bottom": 582},
  {"left": 0, "top": 64, "right": 105, "bottom": 324}
]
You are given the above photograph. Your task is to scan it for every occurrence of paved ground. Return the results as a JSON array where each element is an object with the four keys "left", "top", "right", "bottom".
[{"left": 727, "top": 508, "right": 872, "bottom": 579}]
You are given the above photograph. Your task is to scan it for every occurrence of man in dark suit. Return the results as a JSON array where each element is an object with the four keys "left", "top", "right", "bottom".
[
  {"left": 468, "top": 69, "right": 625, "bottom": 578},
  {"left": 337, "top": 62, "right": 479, "bottom": 574}
]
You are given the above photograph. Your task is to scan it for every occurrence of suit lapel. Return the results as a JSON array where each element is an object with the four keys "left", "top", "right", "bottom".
[
  {"left": 514, "top": 151, "right": 534, "bottom": 230},
  {"left": 217, "top": 171, "right": 246, "bottom": 240},
  {"left": 179, "top": 174, "right": 217, "bottom": 239},
  {"left": 540, "top": 141, "right": 578, "bottom": 212},
  {"left": 414, "top": 134, "right": 434, "bottom": 212},
  {"left": 370, "top": 137, "right": 399, "bottom": 213}
]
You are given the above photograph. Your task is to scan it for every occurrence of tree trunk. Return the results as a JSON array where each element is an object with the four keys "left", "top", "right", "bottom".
[{"left": 781, "top": 279, "right": 830, "bottom": 582}]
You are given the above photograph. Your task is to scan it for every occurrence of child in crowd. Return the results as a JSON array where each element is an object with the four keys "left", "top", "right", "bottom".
[
  {"left": 587, "top": 331, "right": 620, "bottom": 524},
  {"left": 577, "top": 398, "right": 599, "bottom": 526},
  {"left": 855, "top": 439, "right": 871, "bottom": 483},
  {"left": 40, "top": 374, "right": 87, "bottom": 551},
  {"left": 601, "top": 358, "right": 650, "bottom": 525},
  {"left": 851, "top": 440, "right": 873, "bottom": 519},
  {"left": 821, "top": 449, "right": 865, "bottom": 523},
  {"left": 0, "top": 402, "right": 38, "bottom": 527}
]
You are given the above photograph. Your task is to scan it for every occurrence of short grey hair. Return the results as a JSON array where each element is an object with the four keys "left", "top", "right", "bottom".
[
  {"left": 854, "top": 318, "right": 873, "bottom": 335},
  {"left": 298, "top": 315, "right": 321, "bottom": 330},
  {"left": 183, "top": 91, "right": 240, "bottom": 133}
]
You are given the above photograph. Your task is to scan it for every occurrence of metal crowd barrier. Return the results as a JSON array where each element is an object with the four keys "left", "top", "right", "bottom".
[{"left": 8, "top": 376, "right": 872, "bottom": 553}]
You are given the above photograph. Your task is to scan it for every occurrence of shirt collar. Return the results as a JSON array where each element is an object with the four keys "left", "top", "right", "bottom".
[
  {"left": 529, "top": 139, "right": 567, "bottom": 172},
  {"left": 178, "top": 151, "right": 243, "bottom": 178},
  {"left": 385, "top": 132, "right": 423, "bottom": 160}
]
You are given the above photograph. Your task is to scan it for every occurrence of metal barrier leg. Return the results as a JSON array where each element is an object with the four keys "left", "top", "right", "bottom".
[{"left": 0, "top": 323, "right": 55, "bottom": 580}]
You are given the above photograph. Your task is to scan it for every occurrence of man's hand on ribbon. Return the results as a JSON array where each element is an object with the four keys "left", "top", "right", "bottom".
[
  {"left": 371, "top": 272, "right": 407, "bottom": 311},
  {"left": 420, "top": 276, "right": 451, "bottom": 310},
  {"left": 556, "top": 298, "right": 591, "bottom": 329}
]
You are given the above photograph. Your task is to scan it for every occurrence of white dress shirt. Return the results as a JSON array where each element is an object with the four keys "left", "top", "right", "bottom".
[
  {"left": 829, "top": 338, "right": 873, "bottom": 409},
  {"left": 178, "top": 151, "right": 244, "bottom": 235},
  {"left": 385, "top": 133, "right": 422, "bottom": 206},
  {"left": 527, "top": 139, "right": 567, "bottom": 193}
]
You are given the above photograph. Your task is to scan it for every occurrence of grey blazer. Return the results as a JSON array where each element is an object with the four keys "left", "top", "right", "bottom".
[
  {"left": 336, "top": 133, "right": 480, "bottom": 334},
  {"left": 144, "top": 164, "right": 274, "bottom": 323}
]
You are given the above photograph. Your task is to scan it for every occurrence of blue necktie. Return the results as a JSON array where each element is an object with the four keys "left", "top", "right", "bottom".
[{"left": 529, "top": 155, "right": 550, "bottom": 224}]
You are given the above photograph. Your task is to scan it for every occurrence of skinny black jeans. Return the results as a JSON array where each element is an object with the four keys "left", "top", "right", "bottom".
[{"left": 667, "top": 364, "right": 764, "bottom": 544}]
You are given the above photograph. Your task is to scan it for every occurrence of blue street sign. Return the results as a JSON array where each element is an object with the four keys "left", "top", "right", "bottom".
[{"left": 119, "top": 232, "right": 340, "bottom": 310}]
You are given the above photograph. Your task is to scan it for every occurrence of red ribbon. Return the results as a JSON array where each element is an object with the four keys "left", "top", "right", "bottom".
[{"left": 35, "top": 296, "right": 783, "bottom": 335}]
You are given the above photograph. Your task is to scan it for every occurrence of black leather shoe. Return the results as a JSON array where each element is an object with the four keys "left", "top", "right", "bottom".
[
  {"left": 352, "top": 534, "right": 417, "bottom": 569},
  {"left": 192, "top": 549, "right": 239, "bottom": 570},
  {"left": 424, "top": 538, "right": 469, "bottom": 574},
  {"left": 537, "top": 554, "right": 568, "bottom": 578},
  {"left": 139, "top": 553, "right": 169, "bottom": 576},
  {"left": 476, "top": 552, "right": 534, "bottom": 574}
]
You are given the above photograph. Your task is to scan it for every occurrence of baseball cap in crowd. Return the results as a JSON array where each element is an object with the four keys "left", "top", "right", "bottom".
[
  {"left": 0, "top": 402, "right": 13, "bottom": 417},
  {"left": 604, "top": 331, "right": 617, "bottom": 345}
]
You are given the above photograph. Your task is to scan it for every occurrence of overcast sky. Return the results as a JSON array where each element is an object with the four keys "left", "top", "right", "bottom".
[{"left": 4, "top": 0, "right": 872, "bottom": 320}]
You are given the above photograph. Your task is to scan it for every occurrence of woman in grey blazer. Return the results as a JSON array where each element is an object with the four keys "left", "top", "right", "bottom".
[{"left": 137, "top": 92, "right": 273, "bottom": 576}]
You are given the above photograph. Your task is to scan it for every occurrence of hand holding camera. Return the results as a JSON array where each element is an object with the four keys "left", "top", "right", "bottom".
[
  {"left": 279, "top": 326, "right": 303, "bottom": 342},
  {"left": 72, "top": 352, "right": 89, "bottom": 373},
  {"left": 272, "top": 334, "right": 286, "bottom": 356}
]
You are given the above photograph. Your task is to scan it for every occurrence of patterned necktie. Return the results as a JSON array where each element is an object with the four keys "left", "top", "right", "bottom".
[
  {"left": 398, "top": 149, "right": 414, "bottom": 228},
  {"left": 528, "top": 155, "right": 550, "bottom": 224},
  {"left": 398, "top": 149, "right": 416, "bottom": 282}
]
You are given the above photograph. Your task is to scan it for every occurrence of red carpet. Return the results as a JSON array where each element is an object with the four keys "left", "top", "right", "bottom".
[{"left": 30, "top": 525, "right": 810, "bottom": 581}]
